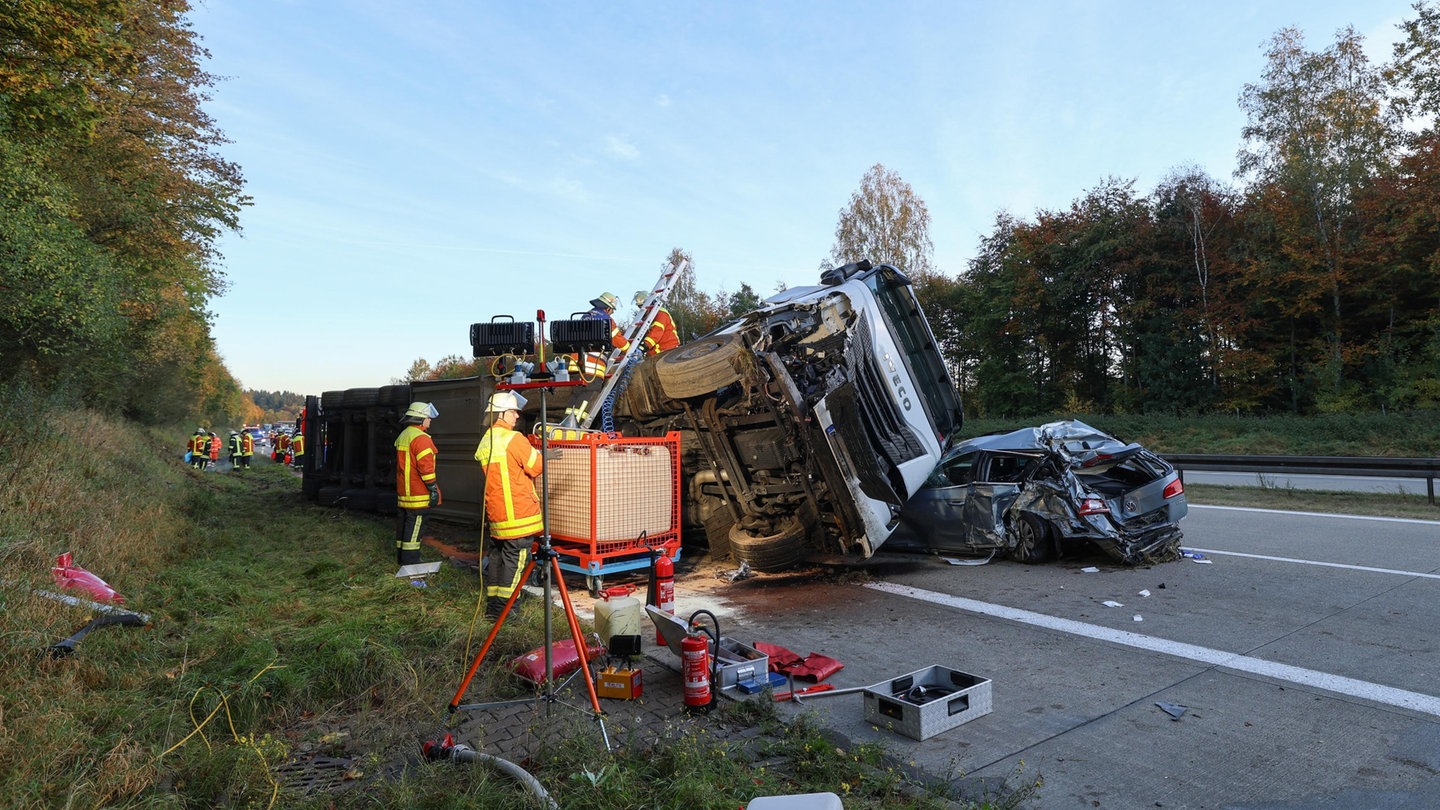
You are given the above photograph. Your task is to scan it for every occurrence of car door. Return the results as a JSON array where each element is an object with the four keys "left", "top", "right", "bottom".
[{"left": 900, "top": 449, "right": 978, "bottom": 551}]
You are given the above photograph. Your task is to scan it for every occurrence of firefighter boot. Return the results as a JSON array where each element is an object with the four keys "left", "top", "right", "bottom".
[{"left": 485, "top": 597, "right": 505, "bottom": 620}]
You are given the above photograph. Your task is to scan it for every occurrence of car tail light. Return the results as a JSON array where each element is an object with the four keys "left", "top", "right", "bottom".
[
  {"left": 1078, "top": 497, "right": 1109, "bottom": 515},
  {"left": 1162, "top": 479, "right": 1184, "bottom": 499}
]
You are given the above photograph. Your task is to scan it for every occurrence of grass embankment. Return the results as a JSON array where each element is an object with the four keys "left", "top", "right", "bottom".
[{"left": 0, "top": 395, "right": 1026, "bottom": 809}]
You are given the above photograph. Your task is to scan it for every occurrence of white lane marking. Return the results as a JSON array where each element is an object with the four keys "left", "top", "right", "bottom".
[
  {"left": 1189, "top": 504, "right": 1440, "bottom": 526},
  {"left": 866, "top": 581, "right": 1440, "bottom": 718},
  {"left": 1184, "top": 547, "right": 1440, "bottom": 580}
]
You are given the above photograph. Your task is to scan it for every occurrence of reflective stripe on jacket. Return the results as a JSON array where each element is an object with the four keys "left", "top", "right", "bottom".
[
  {"left": 394, "top": 425, "right": 438, "bottom": 510},
  {"left": 643, "top": 306, "right": 681, "bottom": 353},
  {"left": 291, "top": 433, "right": 305, "bottom": 455},
  {"left": 474, "top": 423, "right": 543, "bottom": 540},
  {"left": 240, "top": 433, "right": 254, "bottom": 455},
  {"left": 189, "top": 434, "right": 208, "bottom": 455}
]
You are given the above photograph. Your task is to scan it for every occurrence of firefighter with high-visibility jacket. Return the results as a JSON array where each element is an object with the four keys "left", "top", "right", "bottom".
[
  {"left": 188, "top": 428, "right": 209, "bottom": 469},
  {"left": 227, "top": 430, "right": 243, "bottom": 471},
  {"left": 238, "top": 428, "right": 254, "bottom": 471},
  {"left": 393, "top": 401, "right": 440, "bottom": 566},
  {"left": 633, "top": 290, "right": 681, "bottom": 354},
  {"left": 473, "top": 391, "right": 541, "bottom": 619},
  {"left": 290, "top": 425, "right": 305, "bottom": 469},
  {"left": 570, "top": 291, "right": 630, "bottom": 378}
]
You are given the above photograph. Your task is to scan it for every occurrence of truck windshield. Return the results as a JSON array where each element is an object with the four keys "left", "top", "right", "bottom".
[{"left": 864, "top": 268, "right": 961, "bottom": 441}]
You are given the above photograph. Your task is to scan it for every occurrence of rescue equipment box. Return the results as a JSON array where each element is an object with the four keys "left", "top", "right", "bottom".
[
  {"left": 596, "top": 666, "right": 643, "bottom": 700},
  {"left": 647, "top": 605, "right": 769, "bottom": 692},
  {"left": 544, "top": 432, "right": 682, "bottom": 582},
  {"left": 863, "top": 665, "right": 992, "bottom": 741},
  {"left": 714, "top": 638, "right": 768, "bottom": 691}
]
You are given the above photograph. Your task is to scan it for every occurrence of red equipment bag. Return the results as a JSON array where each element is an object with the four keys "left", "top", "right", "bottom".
[
  {"left": 754, "top": 641, "right": 844, "bottom": 682},
  {"left": 510, "top": 636, "right": 605, "bottom": 684}
]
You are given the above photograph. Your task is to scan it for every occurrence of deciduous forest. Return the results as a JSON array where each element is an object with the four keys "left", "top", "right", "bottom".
[{"left": 5, "top": 3, "right": 1440, "bottom": 425}]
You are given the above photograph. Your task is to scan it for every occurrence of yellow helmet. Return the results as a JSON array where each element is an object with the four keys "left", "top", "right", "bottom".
[
  {"left": 633, "top": 291, "right": 648, "bottom": 307},
  {"left": 403, "top": 402, "right": 438, "bottom": 422},
  {"left": 590, "top": 292, "right": 620, "bottom": 311}
]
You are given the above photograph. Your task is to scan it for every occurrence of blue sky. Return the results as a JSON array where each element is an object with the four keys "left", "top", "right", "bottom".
[{"left": 191, "top": 1, "right": 1415, "bottom": 395}]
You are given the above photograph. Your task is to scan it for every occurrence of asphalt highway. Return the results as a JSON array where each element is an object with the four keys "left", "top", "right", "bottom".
[{"left": 689, "top": 504, "right": 1440, "bottom": 809}]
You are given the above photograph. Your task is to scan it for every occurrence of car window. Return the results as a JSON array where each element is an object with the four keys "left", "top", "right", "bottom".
[
  {"left": 925, "top": 451, "right": 977, "bottom": 487},
  {"left": 982, "top": 453, "right": 1034, "bottom": 483}
]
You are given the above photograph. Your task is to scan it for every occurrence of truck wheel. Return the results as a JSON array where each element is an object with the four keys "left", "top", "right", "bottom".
[
  {"left": 728, "top": 516, "right": 806, "bottom": 573},
  {"left": 655, "top": 333, "right": 745, "bottom": 399},
  {"left": 1008, "top": 513, "right": 1057, "bottom": 564}
]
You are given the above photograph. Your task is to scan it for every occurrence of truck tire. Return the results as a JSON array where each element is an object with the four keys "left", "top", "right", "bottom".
[
  {"left": 728, "top": 515, "right": 806, "bottom": 573},
  {"left": 655, "top": 332, "right": 745, "bottom": 399},
  {"left": 346, "top": 388, "right": 380, "bottom": 408},
  {"left": 379, "top": 384, "right": 412, "bottom": 407},
  {"left": 622, "top": 359, "right": 681, "bottom": 420}
]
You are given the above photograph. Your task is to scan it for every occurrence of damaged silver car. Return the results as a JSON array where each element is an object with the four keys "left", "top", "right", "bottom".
[{"left": 888, "top": 420, "right": 1187, "bottom": 565}]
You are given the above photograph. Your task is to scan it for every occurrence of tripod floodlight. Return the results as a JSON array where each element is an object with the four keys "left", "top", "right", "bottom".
[
  {"left": 470, "top": 316, "right": 535, "bottom": 357},
  {"left": 549, "top": 318, "right": 611, "bottom": 354}
]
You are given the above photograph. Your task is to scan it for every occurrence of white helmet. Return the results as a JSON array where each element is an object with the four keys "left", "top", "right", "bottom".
[
  {"left": 633, "top": 291, "right": 649, "bottom": 307},
  {"left": 404, "top": 401, "right": 439, "bottom": 421},
  {"left": 485, "top": 391, "right": 528, "bottom": 412}
]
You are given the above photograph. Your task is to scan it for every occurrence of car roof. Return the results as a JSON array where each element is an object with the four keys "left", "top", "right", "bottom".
[{"left": 952, "top": 420, "right": 1129, "bottom": 456}]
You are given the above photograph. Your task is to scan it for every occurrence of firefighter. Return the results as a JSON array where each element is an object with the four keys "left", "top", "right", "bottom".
[
  {"left": 207, "top": 431, "right": 220, "bottom": 470},
  {"left": 290, "top": 424, "right": 305, "bottom": 469},
  {"left": 188, "top": 428, "right": 209, "bottom": 470},
  {"left": 227, "top": 430, "right": 243, "bottom": 471},
  {"left": 474, "top": 391, "right": 541, "bottom": 619},
  {"left": 632, "top": 290, "right": 681, "bottom": 355},
  {"left": 239, "top": 428, "right": 254, "bottom": 471},
  {"left": 570, "top": 291, "right": 630, "bottom": 378},
  {"left": 394, "top": 401, "right": 440, "bottom": 566}
]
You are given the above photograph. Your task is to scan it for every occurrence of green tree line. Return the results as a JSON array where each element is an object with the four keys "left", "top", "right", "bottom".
[{"left": 0, "top": 0, "right": 249, "bottom": 427}]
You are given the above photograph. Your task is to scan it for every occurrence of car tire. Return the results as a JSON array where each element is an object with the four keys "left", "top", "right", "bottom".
[
  {"left": 728, "top": 515, "right": 806, "bottom": 573},
  {"left": 655, "top": 332, "right": 746, "bottom": 399},
  {"left": 1008, "top": 513, "right": 1057, "bottom": 564}
]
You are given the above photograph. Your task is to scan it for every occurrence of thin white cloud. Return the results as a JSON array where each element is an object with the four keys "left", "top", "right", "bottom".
[{"left": 605, "top": 135, "right": 641, "bottom": 161}]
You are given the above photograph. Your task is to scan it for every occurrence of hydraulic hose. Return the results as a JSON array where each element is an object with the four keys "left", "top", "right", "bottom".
[
  {"left": 434, "top": 740, "right": 561, "bottom": 809},
  {"left": 600, "top": 353, "right": 642, "bottom": 433}
]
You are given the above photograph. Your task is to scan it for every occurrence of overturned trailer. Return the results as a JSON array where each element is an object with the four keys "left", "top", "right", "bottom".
[{"left": 300, "top": 261, "right": 963, "bottom": 573}]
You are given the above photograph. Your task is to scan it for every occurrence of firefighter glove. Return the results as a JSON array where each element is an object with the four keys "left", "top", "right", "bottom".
[{"left": 426, "top": 483, "right": 440, "bottom": 507}]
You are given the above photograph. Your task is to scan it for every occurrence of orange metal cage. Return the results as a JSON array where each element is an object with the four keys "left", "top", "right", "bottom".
[{"left": 543, "top": 431, "right": 682, "bottom": 582}]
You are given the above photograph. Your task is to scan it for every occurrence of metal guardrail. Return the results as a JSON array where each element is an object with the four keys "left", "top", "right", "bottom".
[{"left": 1164, "top": 454, "right": 1440, "bottom": 505}]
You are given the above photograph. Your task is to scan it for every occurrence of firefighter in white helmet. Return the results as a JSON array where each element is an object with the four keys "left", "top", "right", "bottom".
[
  {"left": 473, "top": 390, "right": 540, "bottom": 619},
  {"left": 394, "top": 401, "right": 440, "bottom": 566}
]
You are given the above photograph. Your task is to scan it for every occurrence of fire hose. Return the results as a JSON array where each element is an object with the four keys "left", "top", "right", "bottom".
[{"left": 422, "top": 734, "right": 559, "bottom": 809}]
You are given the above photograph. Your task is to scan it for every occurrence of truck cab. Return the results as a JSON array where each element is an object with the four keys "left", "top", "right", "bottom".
[{"left": 615, "top": 261, "right": 963, "bottom": 570}]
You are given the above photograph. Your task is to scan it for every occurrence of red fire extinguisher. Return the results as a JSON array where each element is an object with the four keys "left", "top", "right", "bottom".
[
  {"left": 682, "top": 610, "right": 718, "bottom": 714},
  {"left": 653, "top": 551, "right": 675, "bottom": 645}
]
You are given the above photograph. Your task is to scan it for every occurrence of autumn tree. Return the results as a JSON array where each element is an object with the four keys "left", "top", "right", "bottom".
[
  {"left": 1237, "top": 26, "right": 1402, "bottom": 406},
  {"left": 661, "top": 247, "right": 725, "bottom": 342},
  {"left": 0, "top": 0, "right": 249, "bottom": 423},
  {"left": 826, "top": 163, "right": 936, "bottom": 280}
]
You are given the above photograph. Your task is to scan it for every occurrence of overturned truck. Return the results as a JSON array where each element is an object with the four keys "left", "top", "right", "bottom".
[{"left": 300, "top": 261, "right": 964, "bottom": 573}]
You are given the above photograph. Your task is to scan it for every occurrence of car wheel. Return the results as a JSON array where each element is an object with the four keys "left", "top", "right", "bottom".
[
  {"left": 728, "top": 515, "right": 806, "bottom": 573},
  {"left": 1008, "top": 513, "right": 1056, "bottom": 564},
  {"left": 655, "top": 333, "right": 745, "bottom": 399}
]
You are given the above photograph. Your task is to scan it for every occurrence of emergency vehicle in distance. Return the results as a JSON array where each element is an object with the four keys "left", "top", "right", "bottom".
[{"left": 300, "top": 261, "right": 963, "bottom": 573}]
